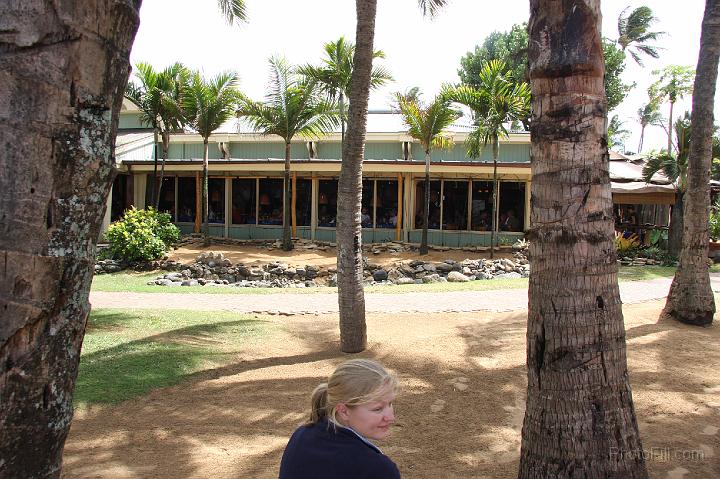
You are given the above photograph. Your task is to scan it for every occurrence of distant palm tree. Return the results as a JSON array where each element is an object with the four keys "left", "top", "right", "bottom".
[
  {"left": 217, "top": 0, "right": 247, "bottom": 25},
  {"left": 636, "top": 101, "right": 664, "bottom": 153},
  {"left": 649, "top": 65, "right": 695, "bottom": 153},
  {"left": 299, "top": 36, "right": 392, "bottom": 146},
  {"left": 616, "top": 5, "right": 665, "bottom": 66},
  {"left": 395, "top": 91, "right": 460, "bottom": 255},
  {"left": 442, "top": 59, "right": 530, "bottom": 257},
  {"left": 238, "top": 57, "right": 338, "bottom": 251},
  {"left": 125, "top": 62, "right": 188, "bottom": 208},
  {"left": 607, "top": 114, "right": 630, "bottom": 151},
  {"left": 182, "top": 71, "right": 243, "bottom": 245}
]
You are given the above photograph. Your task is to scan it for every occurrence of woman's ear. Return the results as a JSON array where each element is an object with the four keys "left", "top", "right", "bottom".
[{"left": 335, "top": 403, "right": 349, "bottom": 421}]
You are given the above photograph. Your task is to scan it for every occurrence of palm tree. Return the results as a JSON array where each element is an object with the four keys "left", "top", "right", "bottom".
[
  {"left": 217, "top": 0, "right": 247, "bottom": 25},
  {"left": 607, "top": 114, "right": 630, "bottom": 151},
  {"left": 238, "top": 57, "right": 338, "bottom": 251},
  {"left": 616, "top": 6, "right": 665, "bottom": 66},
  {"left": 395, "top": 92, "right": 460, "bottom": 255},
  {"left": 649, "top": 65, "right": 695, "bottom": 153},
  {"left": 182, "top": 71, "right": 243, "bottom": 246},
  {"left": 636, "top": 100, "right": 664, "bottom": 153},
  {"left": 442, "top": 59, "right": 530, "bottom": 257},
  {"left": 299, "top": 36, "right": 392, "bottom": 145},
  {"left": 125, "top": 62, "right": 188, "bottom": 209},
  {"left": 519, "top": 1, "right": 648, "bottom": 477}
]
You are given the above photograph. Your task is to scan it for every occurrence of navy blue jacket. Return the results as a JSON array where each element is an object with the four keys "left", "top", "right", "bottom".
[{"left": 278, "top": 420, "right": 401, "bottom": 479}]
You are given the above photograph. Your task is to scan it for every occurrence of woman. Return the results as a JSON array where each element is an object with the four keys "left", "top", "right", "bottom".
[{"left": 279, "top": 359, "right": 400, "bottom": 479}]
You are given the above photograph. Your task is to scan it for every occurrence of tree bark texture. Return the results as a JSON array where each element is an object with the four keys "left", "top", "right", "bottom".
[
  {"left": 520, "top": 1, "right": 648, "bottom": 477},
  {"left": 336, "top": 0, "right": 376, "bottom": 353},
  {"left": 283, "top": 142, "right": 293, "bottom": 251},
  {"left": 202, "top": 139, "right": 210, "bottom": 245},
  {"left": 0, "top": 1, "right": 140, "bottom": 477},
  {"left": 420, "top": 150, "right": 431, "bottom": 255},
  {"left": 667, "top": 191, "right": 684, "bottom": 257},
  {"left": 662, "top": 0, "right": 720, "bottom": 327}
]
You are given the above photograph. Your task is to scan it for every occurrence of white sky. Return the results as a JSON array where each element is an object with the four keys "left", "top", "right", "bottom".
[{"left": 130, "top": 0, "right": 713, "bottom": 153}]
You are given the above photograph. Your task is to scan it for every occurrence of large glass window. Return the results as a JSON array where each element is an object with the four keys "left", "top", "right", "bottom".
[
  {"left": 177, "top": 177, "right": 196, "bottom": 222},
  {"left": 258, "top": 178, "right": 284, "bottom": 225},
  {"left": 207, "top": 178, "right": 225, "bottom": 224},
  {"left": 318, "top": 179, "right": 338, "bottom": 227},
  {"left": 376, "top": 180, "right": 399, "bottom": 229},
  {"left": 294, "top": 178, "right": 312, "bottom": 226},
  {"left": 471, "top": 181, "right": 494, "bottom": 231},
  {"left": 232, "top": 179, "right": 257, "bottom": 225},
  {"left": 499, "top": 182, "right": 525, "bottom": 232},
  {"left": 414, "top": 180, "right": 441, "bottom": 229},
  {"left": 110, "top": 174, "right": 133, "bottom": 222},
  {"left": 157, "top": 176, "right": 176, "bottom": 219},
  {"left": 442, "top": 181, "right": 469, "bottom": 230},
  {"left": 361, "top": 180, "right": 374, "bottom": 228}
]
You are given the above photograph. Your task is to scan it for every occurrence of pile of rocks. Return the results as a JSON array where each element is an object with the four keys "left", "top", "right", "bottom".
[
  {"left": 94, "top": 258, "right": 183, "bottom": 275},
  {"left": 617, "top": 256, "right": 667, "bottom": 267},
  {"left": 146, "top": 251, "right": 530, "bottom": 289}
]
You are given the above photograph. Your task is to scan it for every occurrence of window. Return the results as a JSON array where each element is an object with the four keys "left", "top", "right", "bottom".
[
  {"left": 207, "top": 178, "right": 225, "bottom": 224},
  {"left": 361, "top": 180, "right": 374, "bottom": 228},
  {"left": 232, "top": 179, "right": 256, "bottom": 225},
  {"left": 157, "top": 176, "right": 176, "bottom": 220},
  {"left": 318, "top": 179, "right": 338, "bottom": 227},
  {"left": 414, "top": 180, "right": 441, "bottom": 229},
  {"left": 177, "top": 177, "right": 196, "bottom": 222},
  {"left": 376, "top": 180, "right": 399, "bottom": 229},
  {"left": 471, "top": 181, "right": 493, "bottom": 231},
  {"left": 258, "top": 178, "right": 284, "bottom": 225},
  {"left": 110, "top": 174, "right": 133, "bottom": 222},
  {"left": 498, "top": 182, "right": 525, "bottom": 232},
  {"left": 294, "top": 178, "right": 312, "bottom": 226},
  {"left": 442, "top": 181, "right": 468, "bottom": 230}
]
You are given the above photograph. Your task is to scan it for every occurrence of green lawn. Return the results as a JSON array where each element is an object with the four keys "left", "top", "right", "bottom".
[{"left": 75, "top": 309, "right": 271, "bottom": 407}]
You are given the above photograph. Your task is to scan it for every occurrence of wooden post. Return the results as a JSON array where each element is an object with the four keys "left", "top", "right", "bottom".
[
  {"left": 194, "top": 171, "right": 201, "bottom": 233},
  {"left": 292, "top": 172, "right": 297, "bottom": 237},
  {"left": 396, "top": 173, "right": 403, "bottom": 241}
]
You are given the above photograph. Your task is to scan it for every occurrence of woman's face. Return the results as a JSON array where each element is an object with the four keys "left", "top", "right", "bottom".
[{"left": 337, "top": 389, "right": 396, "bottom": 441}]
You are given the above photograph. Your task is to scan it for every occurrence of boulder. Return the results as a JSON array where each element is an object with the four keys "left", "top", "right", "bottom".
[
  {"left": 373, "top": 269, "right": 389, "bottom": 281},
  {"left": 447, "top": 271, "right": 470, "bottom": 282}
]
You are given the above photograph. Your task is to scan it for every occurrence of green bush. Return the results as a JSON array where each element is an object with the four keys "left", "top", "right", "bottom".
[
  {"left": 105, "top": 207, "right": 180, "bottom": 261},
  {"left": 710, "top": 199, "right": 720, "bottom": 241}
]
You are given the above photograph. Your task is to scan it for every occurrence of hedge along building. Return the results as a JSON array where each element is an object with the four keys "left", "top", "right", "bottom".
[{"left": 107, "top": 100, "right": 675, "bottom": 247}]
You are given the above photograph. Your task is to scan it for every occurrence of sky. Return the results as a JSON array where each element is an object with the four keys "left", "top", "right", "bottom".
[{"left": 130, "top": 0, "right": 712, "bottom": 153}]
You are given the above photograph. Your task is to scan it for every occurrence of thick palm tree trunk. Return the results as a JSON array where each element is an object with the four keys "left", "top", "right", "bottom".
[
  {"left": 282, "top": 141, "right": 293, "bottom": 251},
  {"left": 420, "top": 150, "right": 431, "bottom": 255},
  {"left": 520, "top": 2, "right": 648, "bottom": 477},
  {"left": 202, "top": 139, "right": 210, "bottom": 245},
  {"left": 668, "top": 191, "right": 684, "bottom": 256},
  {"left": 662, "top": 0, "right": 720, "bottom": 326},
  {"left": 0, "top": 1, "right": 140, "bottom": 477},
  {"left": 336, "top": 0, "right": 376, "bottom": 353}
]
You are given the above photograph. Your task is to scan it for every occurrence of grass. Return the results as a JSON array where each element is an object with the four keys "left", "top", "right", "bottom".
[{"left": 75, "top": 309, "right": 271, "bottom": 407}]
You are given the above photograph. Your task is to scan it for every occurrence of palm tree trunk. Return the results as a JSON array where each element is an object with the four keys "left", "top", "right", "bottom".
[
  {"left": 340, "top": 92, "right": 346, "bottom": 148},
  {"left": 667, "top": 100, "right": 675, "bottom": 153},
  {"left": 336, "top": 0, "right": 376, "bottom": 353},
  {"left": 202, "top": 139, "right": 210, "bottom": 246},
  {"left": 638, "top": 124, "right": 645, "bottom": 153},
  {"left": 282, "top": 141, "right": 293, "bottom": 251},
  {"left": 520, "top": 2, "right": 648, "bottom": 477},
  {"left": 662, "top": 0, "right": 719, "bottom": 326},
  {"left": 156, "top": 131, "right": 170, "bottom": 210},
  {"left": 490, "top": 135, "right": 499, "bottom": 259},
  {"left": 420, "top": 149, "right": 431, "bottom": 255},
  {"left": 151, "top": 127, "right": 159, "bottom": 207},
  {"left": 667, "top": 190, "right": 684, "bottom": 256},
  {"left": 0, "top": 2, "right": 140, "bottom": 477}
]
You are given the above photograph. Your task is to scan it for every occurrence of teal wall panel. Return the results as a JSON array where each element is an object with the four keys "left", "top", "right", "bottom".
[
  {"left": 177, "top": 223, "right": 194, "bottom": 235},
  {"left": 209, "top": 225, "right": 224, "bottom": 237},
  {"left": 229, "top": 226, "right": 252, "bottom": 240},
  {"left": 296, "top": 226, "right": 312, "bottom": 240},
  {"left": 315, "top": 229, "right": 336, "bottom": 242},
  {"left": 365, "top": 143, "right": 402, "bottom": 160},
  {"left": 119, "top": 114, "right": 146, "bottom": 129},
  {"left": 410, "top": 142, "right": 529, "bottom": 163},
  {"left": 317, "top": 142, "right": 342, "bottom": 159},
  {"left": 252, "top": 226, "right": 282, "bottom": 240}
]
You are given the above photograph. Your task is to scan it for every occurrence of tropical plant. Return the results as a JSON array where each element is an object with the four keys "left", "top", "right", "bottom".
[
  {"left": 616, "top": 5, "right": 665, "bottom": 66},
  {"left": 615, "top": 231, "right": 641, "bottom": 252},
  {"left": 662, "top": 0, "right": 719, "bottom": 327},
  {"left": 125, "top": 62, "right": 188, "bottom": 209},
  {"left": 607, "top": 114, "right": 630, "bottom": 151},
  {"left": 105, "top": 207, "right": 180, "bottom": 261},
  {"left": 443, "top": 60, "right": 530, "bottom": 256},
  {"left": 182, "top": 70, "right": 243, "bottom": 245},
  {"left": 520, "top": 1, "right": 647, "bottom": 476},
  {"left": 709, "top": 200, "right": 720, "bottom": 242},
  {"left": 649, "top": 65, "right": 695, "bottom": 153},
  {"left": 238, "top": 57, "right": 338, "bottom": 251},
  {"left": 602, "top": 38, "right": 635, "bottom": 112},
  {"left": 299, "top": 36, "right": 392, "bottom": 145},
  {"left": 217, "top": 0, "right": 247, "bottom": 25},
  {"left": 636, "top": 100, "right": 664, "bottom": 153}
]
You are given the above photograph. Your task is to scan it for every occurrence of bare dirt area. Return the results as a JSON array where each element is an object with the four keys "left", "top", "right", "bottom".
[{"left": 62, "top": 300, "right": 720, "bottom": 478}]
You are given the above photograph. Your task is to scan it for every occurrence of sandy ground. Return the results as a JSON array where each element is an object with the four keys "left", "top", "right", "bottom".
[{"left": 62, "top": 299, "right": 720, "bottom": 479}]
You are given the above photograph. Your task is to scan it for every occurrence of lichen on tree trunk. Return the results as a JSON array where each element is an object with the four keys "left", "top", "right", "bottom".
[
  {"left": 519, "top": 1, "right": 648, "bottom": 477},
  {"left": 0, "top": 1, "right": 141, "bottom": 477}
]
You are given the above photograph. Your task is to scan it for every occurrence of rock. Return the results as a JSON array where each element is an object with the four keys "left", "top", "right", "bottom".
[
  {"left": 447, "top": 271, "right": 470, "bottom": 282},
  {"left": 495, "top": 272, "right": 522, "bottom": 279},
  {"left": 395, "top": 277, "right": 415, "bottom": 285},
  {"left": 155, "top": 279, "right": 174, "bottom": 286},
  {"left": 181, "top": 280, "right": 198, "bottom": 287},
  {"left": 373, "top": 269, "right": 388, "bottom": 281},
  {"left": 435, "top": 263, "right": 454, "bottom": 273},
  {"left": 423, "top": 263, "right": 437, "bottom": 272},
  {"left": 422, "top": 274, "right": 441, "bottom": 284},
  {"left": 462, "top": 266, "right": 472, "bottom": 275}
]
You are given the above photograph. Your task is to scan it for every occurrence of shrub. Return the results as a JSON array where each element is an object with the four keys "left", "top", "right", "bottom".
[
  {"left": 710, "top": 199, "right": 720, "bottom": 241},
  {"left": 615, "top": 231, "right": 641, "bottom": 252},
  {"left": 105, "top": 207, "right": 180, "bottom": 261}
]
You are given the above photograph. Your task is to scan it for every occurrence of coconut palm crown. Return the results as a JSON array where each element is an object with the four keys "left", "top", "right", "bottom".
[{"left": 616, "top": 5, "right": 665, "bottom": 66}]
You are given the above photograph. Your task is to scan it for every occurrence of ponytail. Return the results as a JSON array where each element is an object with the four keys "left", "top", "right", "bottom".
[{"left": 309, "top": 382, "right": 329, "bottom": 424}]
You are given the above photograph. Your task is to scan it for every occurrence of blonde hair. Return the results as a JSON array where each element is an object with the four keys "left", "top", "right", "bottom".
[{"left": 309, "top": 359, "right": 398, "bottom": 425}]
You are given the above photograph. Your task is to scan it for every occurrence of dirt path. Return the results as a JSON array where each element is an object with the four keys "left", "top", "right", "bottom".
[
  {"left": 63, "top": 300, "right": 720, "bottom": 479},
  {"left": 90, "top": 275, "right": 720, "bottom": 314}
]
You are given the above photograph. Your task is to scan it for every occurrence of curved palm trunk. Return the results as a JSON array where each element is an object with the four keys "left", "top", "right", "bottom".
[
  {"left": 282, "top": 141, "right": 293, "bottom": 251},
  {"left": 0, "top": 2, "right": 140, "bottom": 477},
  {"left": 520, "top": 2, "right": 647, "bottom": 477},
  {"left": 420, "top": 149, "right": 431, "bottom": 255},
  {"left": 202, "top": 139, "right": 210, "bottom": 246},
  {"left": 156, "top": 131, "right": 170, "bottom": 210},
  {"left": 490, "top": 135, "right": 499, "bottom": 259},
  {"left": 638, "top": 124, "right": 646, "bottom": 153},
  {"left": 662, "top": 0, "right": 719, "bottom": 326},
  {"left": 667, "top": 100, "right": 675, "bottom": 153},
  {"left": 336, "top": 0, "right": 376, "bottom": 353},
  {"left": 151, "top": 127, "right": 159, "bottom": 207},
  {"left": 668, "top": 190, "right": 684, "bottom": 256}
]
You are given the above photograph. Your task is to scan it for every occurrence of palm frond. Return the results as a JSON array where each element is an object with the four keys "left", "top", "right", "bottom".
[
  {"left": 417, "top": 0, "right": 448, "bottom": 18},
  {"left": 217, "top": 0, "right": 247, "bottom": 25}
]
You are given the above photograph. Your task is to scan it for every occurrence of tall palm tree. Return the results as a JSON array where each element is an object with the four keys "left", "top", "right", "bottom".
[
  {"left": 299, "top": 36, "right": 392, "bottom": 145},
  {"left": 395, "top": 92, "right": 460, "bottom": 255},
  {"left": 519, "top": 1, "right": 648, "bottom": 477},
  {"left": 442, "top": 59, "right": 530, "bottom": 257},
  {"left": 636, "top": 100, "right": 664, "bottom": 153},
  {"left": 336, "top": 0, "right": 448, "bottom": 353},
  {"left": 238, "top": 57, "right": 338, "bottom": 251},
  {"left": 649, "top": 65, "right": 695, "bottom": 153},
  {"left": 125, "top": 62, "right": 188, "bottom": 209},
  {"left": 182, "top": 71, "right": 243, "bottom": 245},
  {"left": 616, "top": 6, "right": 665, "bottom": 66}
]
